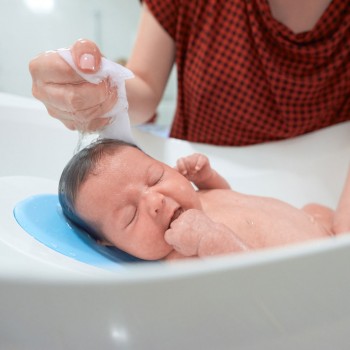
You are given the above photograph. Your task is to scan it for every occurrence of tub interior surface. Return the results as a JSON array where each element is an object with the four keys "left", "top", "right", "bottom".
[{"left": 1, "top": 93, "right": 350, "bottom": 350}]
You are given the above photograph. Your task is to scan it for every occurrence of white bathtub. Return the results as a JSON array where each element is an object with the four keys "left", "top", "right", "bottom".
[{"left": 1, "top": 92, "right": 350, "bottom": 350}]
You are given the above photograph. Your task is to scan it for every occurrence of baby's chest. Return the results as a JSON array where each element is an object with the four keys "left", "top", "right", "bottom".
[
  {"left": 206, "top": 201, "right": 271, "bottom": 247},
  {"left": 201, "top": 192, "right": 319, "bottom": 248}
]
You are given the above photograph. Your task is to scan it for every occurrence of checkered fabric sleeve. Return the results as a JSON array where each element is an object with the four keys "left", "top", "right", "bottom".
[{"left": 143, "top": 0, "right": 350, "bottom": 145}]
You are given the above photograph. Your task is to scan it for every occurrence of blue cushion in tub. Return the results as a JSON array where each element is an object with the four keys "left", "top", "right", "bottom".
[{"left": 14, "top": 194, "right": 143, "bottom": 267}]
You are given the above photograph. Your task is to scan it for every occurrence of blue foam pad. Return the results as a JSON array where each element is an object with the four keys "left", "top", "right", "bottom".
[{"left": 14, "top": 194, "right": 143, "bottom": 267}]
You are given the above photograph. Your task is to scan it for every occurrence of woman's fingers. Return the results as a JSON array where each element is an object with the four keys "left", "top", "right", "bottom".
[
  {"left": 71, "top": 38, "right": 102, "bottom": 73},
  {"left": 42, "top": 78, "right": 117, "bottom": 118}
]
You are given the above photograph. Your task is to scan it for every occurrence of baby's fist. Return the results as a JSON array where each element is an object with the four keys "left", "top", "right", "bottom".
[
  {"left": 176, "top": 153, "right": 212, "bottom": 185},
  {"left": 164, "top": 209, "right": 217, "bottom": 257}
]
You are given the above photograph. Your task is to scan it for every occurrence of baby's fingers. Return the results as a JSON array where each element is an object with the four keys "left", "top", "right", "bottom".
[
  {"left": 176, "top": 157, "right": 190, "bottom": 176},
  {"left": 176, "top": 154, "right": 207, "bottom": 174},
  {"left": 194, "top": 154, "right": 208, "bottom": 171}
]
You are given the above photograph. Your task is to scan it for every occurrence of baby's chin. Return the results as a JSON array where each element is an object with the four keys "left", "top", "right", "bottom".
[
  {"left": 163, "top": 250, "right": 188, "bottom": 261},
  {"left": 132, "top": 243, "right": 174, "bottom": 261}
]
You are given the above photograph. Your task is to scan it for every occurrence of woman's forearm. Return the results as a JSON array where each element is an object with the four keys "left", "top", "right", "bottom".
[
  {"left": 125, "top": 3, "right": 175, "bottom": 125},
  {"left": 333, "top": 165, "right": 350, "bottom": 234}
]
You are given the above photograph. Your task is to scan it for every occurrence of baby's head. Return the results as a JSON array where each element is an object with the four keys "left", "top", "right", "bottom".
[
  {"left": 59, "top": 139, "right": 138, "bottom": 242},
  {"left": 59, "top": 139, "right": 201, "bottom": 260}
]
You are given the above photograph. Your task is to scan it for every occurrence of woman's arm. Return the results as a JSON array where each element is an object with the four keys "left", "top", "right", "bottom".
[
  {"left": 126, "top": 3, "right": 176, "bottom": 124},
  {"left": 333, "top": 165, "right": 350, "bottom": 234},
  {"left": 29, "top": 4, "right": 175, "bottom": 130}
]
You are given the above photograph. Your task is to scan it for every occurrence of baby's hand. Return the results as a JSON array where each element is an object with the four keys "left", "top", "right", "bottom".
[
  {"left": 164, "top": 209, "right": 215, "bottom": 257},
  {"left": 165, "top": 209, "right": 249, "bottom": 257},
  {"left": 176, "top": 153, "right": 213, "bottom": 185}
]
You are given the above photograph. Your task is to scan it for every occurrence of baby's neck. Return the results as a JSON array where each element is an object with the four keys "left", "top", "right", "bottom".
[{"left": 196, "top": 188, "right": 230, "bottom": 211}]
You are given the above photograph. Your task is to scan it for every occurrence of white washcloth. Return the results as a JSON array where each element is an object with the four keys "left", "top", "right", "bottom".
[{"left": 58, "top": 49, "right": 135, "bottom": 145}]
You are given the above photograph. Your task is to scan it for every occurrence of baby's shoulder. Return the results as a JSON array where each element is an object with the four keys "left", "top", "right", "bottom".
[{"left": 197, "top": 188, "right": 239, "bottom": 202}]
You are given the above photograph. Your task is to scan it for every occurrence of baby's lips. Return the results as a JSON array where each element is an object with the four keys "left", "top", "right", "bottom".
[{"left": 170, "top": 207, "right": 185, "bottom": 226}]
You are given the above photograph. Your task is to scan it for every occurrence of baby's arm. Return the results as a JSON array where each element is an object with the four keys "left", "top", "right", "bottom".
[
  {"left": 176, "top": 153, "right": 231, "bottom": 190},
  {"left": 333, "top": 166, "right": 350, "bottom": 234},
  {"left": 165, "top": 209, "right": 249, "bottom": 257}
]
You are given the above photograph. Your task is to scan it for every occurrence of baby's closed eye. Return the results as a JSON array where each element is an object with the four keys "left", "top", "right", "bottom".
[{"left": 122, "top": 205, "right": 137, "bottom": 228}]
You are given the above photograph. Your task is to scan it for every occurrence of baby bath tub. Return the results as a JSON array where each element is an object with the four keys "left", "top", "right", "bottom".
[{"left": 1, "top": 92, "right": 350, "bottom": 350}]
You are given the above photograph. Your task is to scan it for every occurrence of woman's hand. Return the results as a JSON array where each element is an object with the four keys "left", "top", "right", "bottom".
[{"left": 29, "top": 39, "right": 117, "bottom": 131}]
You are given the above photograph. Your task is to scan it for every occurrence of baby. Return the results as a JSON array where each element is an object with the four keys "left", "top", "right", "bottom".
[{"left": 59, "top": 139, "right": 335, "bottom": 261}]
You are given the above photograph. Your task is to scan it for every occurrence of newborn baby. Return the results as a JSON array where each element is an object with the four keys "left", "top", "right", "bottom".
[{"left": 59, "top": 139, "right": 334, "bottom": 260}]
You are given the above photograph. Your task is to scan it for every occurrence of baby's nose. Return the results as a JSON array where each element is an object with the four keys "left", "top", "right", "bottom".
[{"left": 144, "top": 190, "right": 165, "bottom": 216}]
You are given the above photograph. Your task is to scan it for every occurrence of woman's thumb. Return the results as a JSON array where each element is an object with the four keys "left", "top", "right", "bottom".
[{"left": 71, "top": 38, "right": 102, "bottom": 73}]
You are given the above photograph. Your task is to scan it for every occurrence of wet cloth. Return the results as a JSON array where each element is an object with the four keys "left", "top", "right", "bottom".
[
  {"left": 58, "top": 49, "right": 135, "bottom": 146},
  {"left": 144, "top": 0, "right": 350, "bottom": 145}
]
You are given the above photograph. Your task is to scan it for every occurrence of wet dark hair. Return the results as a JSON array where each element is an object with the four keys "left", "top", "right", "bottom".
[{"left": 58, "top": 138, "right": 140, "bottom": 240}]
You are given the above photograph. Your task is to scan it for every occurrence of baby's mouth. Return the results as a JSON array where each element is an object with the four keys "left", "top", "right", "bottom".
[{"left": 169, "top": 207, "right": 184, "bottom": 228}]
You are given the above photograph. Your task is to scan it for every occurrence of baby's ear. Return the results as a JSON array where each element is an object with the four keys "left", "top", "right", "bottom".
[{"left": 97, "top": 239, "right": 112, "bottom": 246}]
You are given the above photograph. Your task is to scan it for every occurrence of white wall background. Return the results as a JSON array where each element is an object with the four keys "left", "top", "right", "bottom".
[{"left": 0, "top": 0, "right": 176, "bottom": 125}]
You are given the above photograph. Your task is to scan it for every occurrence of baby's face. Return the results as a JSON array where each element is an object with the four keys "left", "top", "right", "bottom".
[{"left": 75, "top": 147, "right": 202, "bottom": 260}]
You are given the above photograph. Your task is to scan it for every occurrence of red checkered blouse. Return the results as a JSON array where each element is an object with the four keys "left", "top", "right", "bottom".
[{"left": 144, "top": 0, "right": 350, "bottom": 145}]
